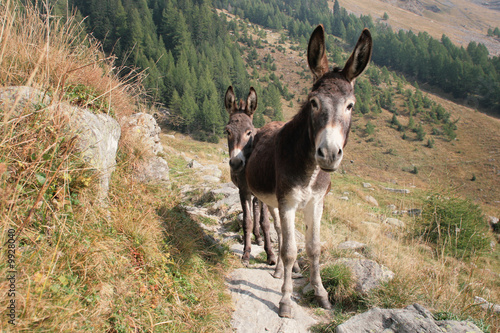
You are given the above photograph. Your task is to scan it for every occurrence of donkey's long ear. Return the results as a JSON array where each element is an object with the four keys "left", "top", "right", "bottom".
[
  {"left": 308, "top": 25, "right": 329, "bottom": 81},
  {"left": 245, "top": 87, "right": 257, "bottom": 118},
  {"left": 225, "top": 86, "right": 236, "bottom": 114},
  {"left": 343, "top": 29, "right": 373, "bottom": 83}
]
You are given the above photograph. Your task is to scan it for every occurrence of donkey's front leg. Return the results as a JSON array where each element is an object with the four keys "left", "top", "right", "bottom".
[
  {"left": 278, "top": 205, "right": 297, "bottom": 318},
  {"left": 240, "top": 191, "right": 253, "bottom": 266},
  {"left": 304, "top": 199, "right": 331, "bottom": 309}
]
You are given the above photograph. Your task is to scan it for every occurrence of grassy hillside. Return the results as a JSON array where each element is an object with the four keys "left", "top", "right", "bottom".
[
  {"left": 0, "top": 3, "right": 233, "bottom": 331},
  {"left": 334, "top": 0, "right": 500, "bottom": 56}
]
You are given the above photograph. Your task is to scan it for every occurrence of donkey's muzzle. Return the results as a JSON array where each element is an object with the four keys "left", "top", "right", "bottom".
[
  {"left": 316, "top": 145, "right": 343, "bottom": 172},
  {"left": 229, "top": 157, "right": 245, "bottom": 173}
]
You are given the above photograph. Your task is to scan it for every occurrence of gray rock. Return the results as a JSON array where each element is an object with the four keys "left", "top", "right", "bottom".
[
  {"left": 202, "top": 164, "right": 222, "bottom": 178},
  {"left": 124, "top": 113, "right": 169, "bottom": 182},
  {"left": 385, "top": 217, "right": 406, "bottom": 228},
  {"left": 407, "top": 208, "right": 422, "bottom": 216},
  {"left": 133, "top": 156, "right": 169, "bottom": 183},
  {"left": 340, "top": 196, "right": 349, "bottom": 201},
  {"left": 474, "top": 296, "right": 500, "bottom": 313},
  {"left": 335, "top": 303, "right": 482, "bottom": 333},
  {"left": 227, "top": 268, "right": 317, "bottom": 332},
  {"left": 0, "top": 86, "right": 51, "bottom": 118},
  {"left": 387, "top": 204, "right": 397, "bottom": 210},
  {"left": 364, "top": 195, "right": 379, "bottom": 207},
  {"left": 58, "top": 103, "right": 121, "bottom": 200},
  {"left": 385, "top": 187, "right": 410, "bottom": 194},
  {"left": 362, "top": 182, "right": 372, "bottom": 188},
  {"left": 188, "top": 159, "right": 203, "bottom": 169},
  {"left": 334, "top": 258, "right": 394, "bottom": 294},
  {"left": 202, "top": 175, "right": 220, "bottom": 183},
  {"left": 488, "top": 216, "right": 499, "bottom": 233},
  {"left": 125, "top": 113, "right": 164, "bottom": 155},
  {"left": 337, "top": 241, "right": 367, "bottom": 252}
]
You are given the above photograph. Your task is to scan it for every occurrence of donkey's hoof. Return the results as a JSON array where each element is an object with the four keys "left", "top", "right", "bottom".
[
  {"left": 255, "top": 237, "right": 264, "bottom": 246},
  {"left": 267, "top": 254, "right": 277, "bottom": 266},
  {"left": 292, "top": 261, "right": 301, "bottom": 273},
  {"left": 315, "top": 296, "right": 332, "bottom": 310},
  {"left": 272, "top": 270, "right": 283, "bottom": 279},
  {"left": 241, "top": 258, "right": 250, "bottom": 267},
  {"left": 278, "top": 303, "right": 293, "bottom": 318}
]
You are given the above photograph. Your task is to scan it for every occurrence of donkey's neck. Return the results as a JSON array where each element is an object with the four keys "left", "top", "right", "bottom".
[{"left": 277, "top": 104, "right": 317, "bottom": 175}]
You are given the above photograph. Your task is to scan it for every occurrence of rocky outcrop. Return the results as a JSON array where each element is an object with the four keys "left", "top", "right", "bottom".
[
  {"left": 336, "top": 303, "right": 482, "bottom": 333},
  {"left": 123, "top": 113, "right": 169, "bottom": 183}
]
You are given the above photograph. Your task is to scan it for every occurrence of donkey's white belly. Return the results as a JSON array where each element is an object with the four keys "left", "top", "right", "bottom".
[{"left": 253, "top": 167, "right": 324, "bottom": 211}]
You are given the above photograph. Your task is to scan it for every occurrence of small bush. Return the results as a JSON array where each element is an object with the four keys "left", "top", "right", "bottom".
[{"left": 417, "top": 195, "right": 490, "bottom": 260}]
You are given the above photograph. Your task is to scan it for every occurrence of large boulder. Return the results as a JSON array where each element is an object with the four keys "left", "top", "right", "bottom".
[
  {"left": 334, "top": 258, "right": 394, "bottom": 294},
  {"left": 57, "top": 103, "right": 121, "bottom": 200},
  {"left": 336, "top": 303, "right": 482, "bottom": 333},
  {"left": 0, "top": 86, "right": 50, "bottom": 115},
  {"left": 0, "top": 86, "right": 121, "bottom": 201}
]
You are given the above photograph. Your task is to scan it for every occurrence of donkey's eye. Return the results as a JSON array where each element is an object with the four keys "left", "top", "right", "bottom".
[
  {"left": 310, "top": 98, "right": 319, "bottom": 110},
  {"left": 246, "top": 130, "right": 252, "bottom": 137},
  {"left": 346, "top": 103, "right": 354, "bottom": 112},
  {"left": 226, "top": 129, "right": 231, "bottom": 137}
]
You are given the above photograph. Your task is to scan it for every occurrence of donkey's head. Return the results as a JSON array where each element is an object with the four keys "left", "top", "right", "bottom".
[
  {"left": 224, "top": 86, "right": 258, "bottom": 173},
  {"left": 307, "top": 25, "right": 372, "bottom": 172}
]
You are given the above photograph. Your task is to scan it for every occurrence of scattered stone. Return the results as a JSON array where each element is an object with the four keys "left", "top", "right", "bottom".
[
  {"left": 474, "top": 296, "right": 500, "bottom": 313},
  {"left": 202, "top": 164, "right": 222, "bottom": 178},
  {"left": 407, "top": 208, "right": 422, "bottom": 216},
  {"left": 384, "top": 217, "right": 406, "bottom": 228},
  {"left": 385, "top": 187, "right": 410, "bottom": 194},
  {"left": 362, "top": 183, "right": 372, "bottom": 188},
  {"left": 334, "top": 258, "right": 394, "bottom": 294},
  {"left": 386, "top": 204, "right": 397, "bottom": 210},
  {"left": 165, "top": 134, "right": 175, "bottom": 139},
  {"left": 188, "top": 159, "right": 203, "bottom": 169},
  {"left": 392, "top": 210, "right": 406, "bottom": 215},
  {"left": 337, "top": 241, "right": 367, "bottom": 253},
  {"left": 202, "top": 175, "right": 220, "bottom": 183},
  {"left": 364, "top": 195, "right": 379, "bottom": 207},
  {"left": 488, "top": 216, "right": 499, "bottom": 233},
  {"left": 340, "top": 196, "right": 349, "bottom": 201},
  {"left": 336, "top": 303, "right": 482, "bottom": 333}
]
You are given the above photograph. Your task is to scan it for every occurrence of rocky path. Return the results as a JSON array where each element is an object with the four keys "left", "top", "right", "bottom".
[{"left": 175, "top": 151, "right": 485, "bottom": 333}]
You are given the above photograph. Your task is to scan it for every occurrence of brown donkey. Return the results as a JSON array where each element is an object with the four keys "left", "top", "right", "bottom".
[
  {"left": 245, "top": 25, "right": 373, "bottom": 318},
  {"left": 224, "top": 86, "right": 276, "bottom": 266}
]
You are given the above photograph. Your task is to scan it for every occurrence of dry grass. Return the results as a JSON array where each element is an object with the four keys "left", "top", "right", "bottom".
[{"left": 0, "top": 2, "right": 233, "bottom": 331}]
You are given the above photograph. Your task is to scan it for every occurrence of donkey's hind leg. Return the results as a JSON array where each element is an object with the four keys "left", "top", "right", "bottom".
[
  {"left": 252, "top": 197, "right": 263, "bottom": 246},
  {"left": 259, "top": 201, "right": 276, "bottom": 265}
]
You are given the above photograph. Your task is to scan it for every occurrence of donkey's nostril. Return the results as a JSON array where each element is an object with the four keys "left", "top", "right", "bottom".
[
  {"left": 317, "top": 148, "right": 325, "bottom": 158},
  {"left": 338, "top": 148, "right": 343, "bottom": 156}
]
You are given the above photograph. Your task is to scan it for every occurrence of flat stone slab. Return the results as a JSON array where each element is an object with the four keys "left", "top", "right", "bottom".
[{"left": 227, "top": 268, "right": 317, "bottom": 333}]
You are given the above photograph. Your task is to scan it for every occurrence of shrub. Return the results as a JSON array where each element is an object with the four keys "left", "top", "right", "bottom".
[
  {"left": 417, "top": 195, "right": 490, "bottom": 260},
  {"left": 320, "top": 264, "right": 359, "bottom": 306}
]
